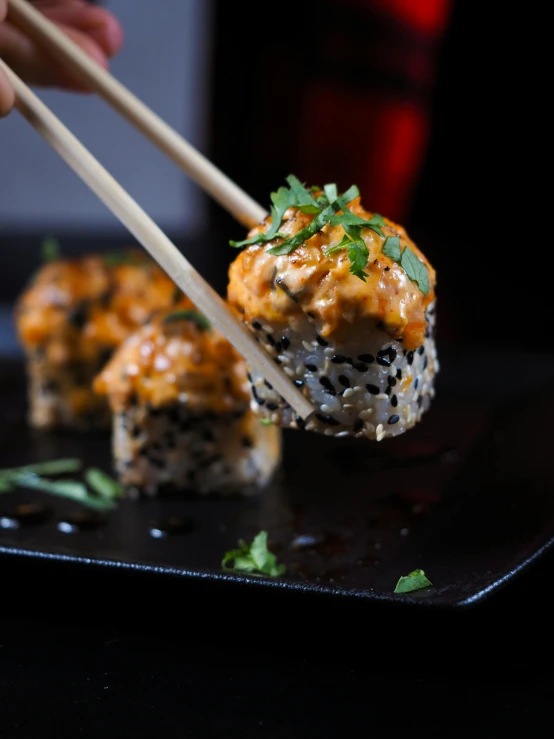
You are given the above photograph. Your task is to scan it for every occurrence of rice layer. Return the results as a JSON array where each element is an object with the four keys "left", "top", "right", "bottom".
[
  {"left": 112, "top": 402, "right": 282, "bottom": 497},
  {"left": 26, "top": 353, "right": 111, "bottom": 430},
  {"left": 245, "top": 304, "right": 438, "bottom": 440}
]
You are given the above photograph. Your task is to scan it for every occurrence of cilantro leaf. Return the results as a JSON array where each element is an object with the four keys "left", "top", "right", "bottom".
[
  {"left": 330, "top": 212, "right": 385, "bottom": 237},
  {"left": 343, "top": 226, "right": 369, "bottom": 282},
  {"left": 286, "top": 175, "right": 321, "bottom": 214},
  {"left": 394, "top": 569, "right": 433, "bottom": 594},
  {"left": 324, "top": 183, "right": 338, "bottom": 203},
  {"left": 400, "top": 247, "right": 430, "bottom": 296},
  {"left": 267, "top": 199, "right": 342, "bottom": 255},
  {"left": 382, "top": 237, "right": 430, "bottom": 295},
  {"left": 41, "top": 236, "right": 61, "bottom": 263},
  {"left": 382, "top": 236, "right": 402, "bottom": 262},
  {"left": 222, "top": 530, "right": 286, "bottom": 577},
  {"left": 163, "top": 310, "right": 211, "bottom": 330}
]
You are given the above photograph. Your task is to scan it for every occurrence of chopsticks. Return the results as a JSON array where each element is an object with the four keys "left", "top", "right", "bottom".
[
  {"left": 0, "top": 59, "right": 314, "bottom": 421},
  {"left": 6, "top": 0, "right": 268, "bottom": 230}
]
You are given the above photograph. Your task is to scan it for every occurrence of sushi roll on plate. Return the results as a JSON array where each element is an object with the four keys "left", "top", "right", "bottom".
[
  {"left": 227, "top": 175, "right": 438, "bottom": 441},
  {"left": 93, "top": 300, "right": 282, "bottom": 497},
  {"left": 14, "top": 248, "right": 184, "bottom": 431}
]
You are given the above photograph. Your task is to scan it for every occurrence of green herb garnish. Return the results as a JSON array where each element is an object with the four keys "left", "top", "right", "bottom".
[
  {"left": 394, "top": 569, "right": 433, "bottom": 594},
  {"left": 163, "top": 309, "right": 211, "bottom": 331},
  {"left": 229, "top": 175, "right": 430, "bottom": 292},
  {"left": 260, "top": 418, "right": 273, "bottom": 426},
  {"left": 0, "top": 459, "right": 122, "bottom": 511},
  {"left": 85, "top": 467, "right": 124, "bottom": 500},
  {"left": 383, "top": 236, "right": 430, "bottom": 295},
  {"left": 222, "top": 530, "right": 286, "bottom": 577},
  {"left": 41, "top": 236, "right": 61, "bottom": 263}
]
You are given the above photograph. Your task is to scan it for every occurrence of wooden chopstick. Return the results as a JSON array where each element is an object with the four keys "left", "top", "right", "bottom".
[
  {"left": 6, "top": 0, "right": 268, "bottom": 230},
  {"left": 0, "top": 60, "right": 314, "bottom": 421}
]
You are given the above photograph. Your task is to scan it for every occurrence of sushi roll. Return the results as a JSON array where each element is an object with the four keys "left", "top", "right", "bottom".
[
  {"left": 14, "top": 248, "right": 184, "bottom": 430},
  {"left": 93, "top": 300, "right": 282, "bottom": 497},
  {"left": 227, "top": 175, "right": 438, "bottom": 441}
]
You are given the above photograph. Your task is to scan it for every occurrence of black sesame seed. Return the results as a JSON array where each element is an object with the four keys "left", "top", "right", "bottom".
[
  {"left": 266, "top": 334, "right": 276, "bottom": 347},
  {"left": 296, "top": 416, "right": 306, "bottom": 430},
  {"left": 396, "top": 368, "right": 402, "bottom": 379},
  {"left": 353, "top": 419, "right": 363, "bottom": 432},
  {"left": 418, "top": 346, "right": 425, "bottom": 355},
  {"left": 264, "top": 380, "right": 273, "bottom": 390},
  {"left": 252, "top": 321, "right": 262, "bottom": 330},
  {"left": 338, "top": 375, "right": 350, "bottom": 388},
  {"left": 354, "top": 362, "right": 368, "bottom": 373},
  {"left": 246, "top": 372, "right": 253, "bottom": 383},
  {"left": 391, "top": 395, "right": 398, "bottom": 407},
  {"left": 316, "top": 414, "right": 340, "bottom": 426},
  {"left": 384, "top": 266, "right": 390, "bottom": 271},
  {"left": 376, "top": 354, "right": 391, "bottom": 367},
  {"left": 319, "top": 377, "right": 336, "bottom": 396},
  {"left": 274, "top": 342, "right": 282, "bottom": 353},
  {"left": 417, "top": 396, "right": 423, "bottom": 407},
  {"left": 305, "top": 363, "right": 318, "bottom": 372},
  {"left": 315, "top": 334, "right": 328, "bottom": 347},
  {"left": 424, "top": 357, "right": 428, "bottom": 370},
  {"left": 331, "top": 355, "right": 348, "bottom": 364},
  {"left": 387, "top": 376, "right": 397, "bottom": 387},
  {"left": 266, "top": 402, "right": 279, "bottom": 411},
  {"left": 274, "top": 358, "right": 282, "bottom": 365},
  {"left": 365, "top": 384, "right": 380, "bottom": 395},
  {"left": 414, "top": 378, "right": 419, "bottom": 389},
  {"left": 357, "top": 354, "right": 375, "bottom": 363},
  {"left": 385, "top": 386, "right": 392, "bottom": 396},
  {"left": 281, "top": 336, "right": 290, "bottom": 349},
  {"left": 294, "top": 379, "right": 304, "bottom": 388},
  {"left": 388, "top": 415, "right": 400, "bottom": 425},
  {"left": 407, "top": 351, "right": 414, "bottom": 365}
]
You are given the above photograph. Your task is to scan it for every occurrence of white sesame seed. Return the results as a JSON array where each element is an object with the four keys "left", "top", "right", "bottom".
[
  {"left": 335, "top": 431, "right": 350, "bottom": 438},
  {"left": 343, "top": 388, "right": 354, "bottom": 399},
  {"left": 302, "top": 341, "right": 312, "bottom": 351},
  {"left": 262, "top": 324, "right": 273, "bottom": 333},
  {"left": 353, "top": 386, "right": 363, "bottom": 393},
  {"left": 283, "top": 367, "right": 295, "bottom": 377},
  {"left": 323, "top": 347, "right": 334, "bottom": 357}
]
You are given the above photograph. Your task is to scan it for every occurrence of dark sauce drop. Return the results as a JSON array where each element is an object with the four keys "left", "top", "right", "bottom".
[
  {"left": 57, "top": 510, "right": 107, "bottom": 534},
  {"left": 149, "top": 515, "right": 195, "bottom": 539},
  {"left": 0, "top": 502, "right": 52, "bottom": 530}
]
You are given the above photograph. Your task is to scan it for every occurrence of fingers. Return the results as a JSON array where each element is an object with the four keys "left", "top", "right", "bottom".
[
  {"left": 31, "top": 1, "right": 124, "bottom": 58},
  {"left": 0, "top": 62, "right": 15, "bottom": 117},
  {"left": 0, "top": 0, "right": 123, "bottom": 91}
]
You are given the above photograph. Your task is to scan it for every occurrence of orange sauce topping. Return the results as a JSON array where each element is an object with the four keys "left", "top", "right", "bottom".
[{"left": 227, "top": 196, "right": 436, "bottom": 350}]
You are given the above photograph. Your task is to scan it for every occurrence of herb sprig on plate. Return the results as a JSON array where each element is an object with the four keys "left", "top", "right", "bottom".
[
  {"left": 222, "top": 530, "right": 286, "bottom": 577},
  {"left": 394, "top": 569, "right": 433, "bottom": 594},
  {"left": 229, "top": 174, "right": 429, "bottom": 290},
  {"left": 0, "top": 458, "right": 124, "bottom": 511}
]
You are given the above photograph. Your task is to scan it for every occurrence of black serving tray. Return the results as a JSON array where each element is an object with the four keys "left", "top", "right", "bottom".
[{"left": 1, "top": 348, "right": 554, "bottom": 609}]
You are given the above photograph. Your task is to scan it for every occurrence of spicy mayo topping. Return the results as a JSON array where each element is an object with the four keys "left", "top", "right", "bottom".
[
  {"left": 94, "top": 300, "right": 250, "bottom": 414},
  {"left": 227, "top": 196, "right": 436, "bottom": 350},
  {"left": 14, "top": 250, "right": 182, "bottom": 364}
]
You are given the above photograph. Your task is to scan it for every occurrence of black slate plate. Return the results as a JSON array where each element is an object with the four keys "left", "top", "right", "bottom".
[{"left": 1, "top": 350, "right": 554, "bottom": 609}]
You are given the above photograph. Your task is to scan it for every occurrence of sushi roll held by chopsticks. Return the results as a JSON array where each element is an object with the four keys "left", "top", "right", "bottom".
[
  {"left": 93, "top": 300, "right": 282, "bottom": 497},
  {"left": 227, "top": 176, "right": 438, "bottom": 441},
  {"left": 14, "top": 247, "right": 185, "bottom": 431}
]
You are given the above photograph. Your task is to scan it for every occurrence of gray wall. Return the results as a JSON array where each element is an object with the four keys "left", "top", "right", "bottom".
[{"left": 0, "top": 0, "right": 213, "bottom": 235}]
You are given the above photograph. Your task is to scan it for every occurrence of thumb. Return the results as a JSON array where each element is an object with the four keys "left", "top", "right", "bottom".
[{"left": 0, "top": 62, "right": 15, "bottom": 117}]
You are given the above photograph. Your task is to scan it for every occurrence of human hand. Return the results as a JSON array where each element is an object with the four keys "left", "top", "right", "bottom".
[{"left": 0, "top": 0, "right": 123, "bottom": 116}]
